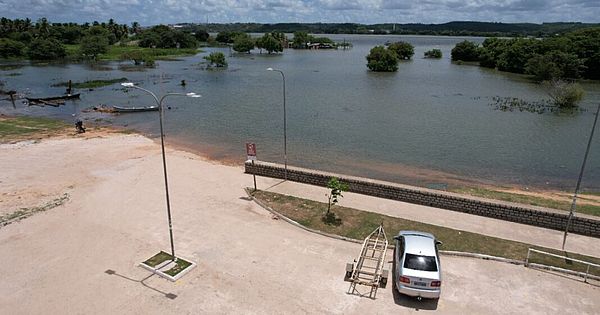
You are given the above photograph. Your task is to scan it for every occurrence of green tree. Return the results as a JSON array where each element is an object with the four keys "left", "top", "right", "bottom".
[
  {"left": 366, "top": 46, "right": 398, "bottom": 72},
  {"left": 232, "top": 33, "right": 255, "bottom": 53},
  {"left": 215, "top": 31, "right": 243, "bottom": 44},
  {"left": 525, "top": 51, "right": 584, "bottom": 81},
  {"left": 194, "top": 29, "right": 209, "bottom": 42},
  {"left": 292, "top": 31, "right": 311, "bottom": 49},
  {"left": 451, "top": 40, "right": 479, "bottom": 61},
  {"left": 80, "top": 35, "right": 109, "bottom": 59},
  {"left": 203, "top": 51, "right": 227, "bottom": 67},
  {"left": 256, "top": 33, "right": 283, "bottom": 54},
  {"left": 424, "top": 48, "right": 442, "bottom": 58},
  {"left": 27, "top": 38, "right": 66, "bottom": 60},
  {"left": 326, "top": 177, "right": 348, "bottom": 215},
  {"left": 0, "top": 38, "right": 26, "bottom": 58},
  {"left": 388, "top": 41, "right": 414, "bottom": 60},
  {"left": 496, "top": 38, "right": 539, "bottom": 73}
]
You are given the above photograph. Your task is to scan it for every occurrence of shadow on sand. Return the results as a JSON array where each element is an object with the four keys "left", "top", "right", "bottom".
[{"left": 104, "top": 269, "right": 177, "bottom": 300}]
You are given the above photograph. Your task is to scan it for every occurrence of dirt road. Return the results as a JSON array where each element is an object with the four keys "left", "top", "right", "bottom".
[{"left": 0, "top": 134, "right": 597, "bottom": 314}]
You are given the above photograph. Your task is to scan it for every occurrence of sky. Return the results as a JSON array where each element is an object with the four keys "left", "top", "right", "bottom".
[{"left": 1, "top": 0, "right": 599, "bottom": 25}]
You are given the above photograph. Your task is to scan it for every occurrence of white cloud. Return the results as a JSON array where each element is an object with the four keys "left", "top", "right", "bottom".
[{"left": 0, "top": 0, "right": 598, "bottom": 24}]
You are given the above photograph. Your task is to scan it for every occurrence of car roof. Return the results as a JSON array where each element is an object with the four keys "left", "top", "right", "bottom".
[{"left": 398, "top": 231, "right": 437, "bottom": 256}]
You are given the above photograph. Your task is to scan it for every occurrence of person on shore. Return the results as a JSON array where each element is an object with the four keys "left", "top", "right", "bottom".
[{"left": 75, "top": 119, "right": 86, "bottom": 133}]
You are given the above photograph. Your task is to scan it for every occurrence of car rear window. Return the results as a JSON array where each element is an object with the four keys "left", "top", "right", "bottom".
[{"left": 403, "top": 254, "right": 438, "bottom": 271}]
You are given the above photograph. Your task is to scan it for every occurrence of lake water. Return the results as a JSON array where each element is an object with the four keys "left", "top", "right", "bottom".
[{"left": 2, "top": 34, "right": 600, "bottom": 191}]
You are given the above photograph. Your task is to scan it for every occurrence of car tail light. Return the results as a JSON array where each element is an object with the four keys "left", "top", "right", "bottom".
[
  {"left": 431, "top": 280, "right": 441, "bottom": 287},
  {"left": 400, "top": 276, "right": 411, "bottom": 284}
]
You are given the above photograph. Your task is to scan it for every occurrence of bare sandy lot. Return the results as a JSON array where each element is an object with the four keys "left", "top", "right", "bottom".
[{"left": 0, "top": 134, "right": 598, "bottom": 314}]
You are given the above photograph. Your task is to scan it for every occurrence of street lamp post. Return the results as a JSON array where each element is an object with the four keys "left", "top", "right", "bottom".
[
  {"left": 562, "top": 103, "right": 600, "bottom": 250},
  {"left": 267, "top": 67, "right": 287, "bottom": 180},
  {"left": 121, "top": 82, "right": 200, "bottom": 261}
]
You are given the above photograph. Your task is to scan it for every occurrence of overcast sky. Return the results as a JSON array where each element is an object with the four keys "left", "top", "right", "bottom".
[{"left": 1, "top": 0, "right": 599, "bottom": 25}]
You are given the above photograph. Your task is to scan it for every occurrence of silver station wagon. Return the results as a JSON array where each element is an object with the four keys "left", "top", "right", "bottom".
[{"left": 394, "top": 231, "right": 442, "bottom": 299}]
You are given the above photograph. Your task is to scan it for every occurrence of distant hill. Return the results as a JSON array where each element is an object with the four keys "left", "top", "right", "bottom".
[{"left": 182, "top": 21, "right": 600, "bottom": 37}]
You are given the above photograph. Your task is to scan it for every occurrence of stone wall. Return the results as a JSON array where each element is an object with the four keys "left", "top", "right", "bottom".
[{"left": 245, "top": 161, "right": 600, "bottom": 238}]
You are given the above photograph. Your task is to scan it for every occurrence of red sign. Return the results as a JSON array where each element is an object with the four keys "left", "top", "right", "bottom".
[{"left": 246, "top": 142, "right": 257, "bottom": 160}]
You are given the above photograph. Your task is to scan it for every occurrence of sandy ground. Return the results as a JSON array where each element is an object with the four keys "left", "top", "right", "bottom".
[{"left": 0, "top": 134, "right": 598, "bottom": 314}]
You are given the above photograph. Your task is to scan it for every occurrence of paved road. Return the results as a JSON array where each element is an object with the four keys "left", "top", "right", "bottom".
[{"left": 0, "top": 135, "right": 598, "bottom": 314}]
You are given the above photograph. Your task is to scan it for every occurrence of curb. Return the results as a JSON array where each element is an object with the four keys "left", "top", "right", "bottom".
[{"left": 245, "top": 188, "right": 599, "bottom": 282}]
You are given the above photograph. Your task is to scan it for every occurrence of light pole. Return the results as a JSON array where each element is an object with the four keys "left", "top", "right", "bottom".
[
  {"left": 121, "top": 82, "right": 200, "bottom": 261},
  {"left": 562, "top": 103, "right": 600, "bottom": 250},
  {"left": 267, "top": 67, "right": 287, "bottom": 180}
]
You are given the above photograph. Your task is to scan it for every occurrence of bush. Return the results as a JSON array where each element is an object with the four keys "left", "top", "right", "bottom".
[
  {"left": 203, "top": 52, "right": 227, "bottom": 67},
  {"left": 388, "top": 41, "right": 414, "bottom": 60},
  {"left": 424, "top": 48, "right": 442, "bottom": 58},
  {"left": 366, "top": 46, "right": 398, "bottom": 72},
  {"left": 27, "top": 38, "right": 66, "bottom": 60},
  {"left": 0, "top": 38, "right": 26, "bottom": 58},
  {"left": 451, "top": 40, "right": 479, "bottom": 61},
  {"left": 256, "top": 33, "right": 283, "bottom": 54},
  {"left": 80, "top": 35, "right": 109, "bottom": 59},
  {"left": 232, "top": 34, "right": 255, "bottom": 53},
  {"left": 545, "top": 80, "right": 585, "bottom": 108}
]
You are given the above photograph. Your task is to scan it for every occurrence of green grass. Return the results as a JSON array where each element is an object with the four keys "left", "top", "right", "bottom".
[
  {"left": 51, "top": 77, "right": 128, "bottom": 89},
  {"left": 450, "top": 187, "right": 600, "bottom": 217},
  {"left": 165, "top": 258, "right": 192, "bottom": 277},
  {"left": 253, "top": 190, "right": 600, "bottom": 277},
  {"left": 0, "top": 116, "right": 69, "bottom": 141},
  {"left": 143, "top": 251, "right": 173, "bottom": 267},
  {"left": 142, "top": 251, "right": 192, "bottom": 276},
  {"left": 65, "top": 44, "right": 199, "bottom": 61}
]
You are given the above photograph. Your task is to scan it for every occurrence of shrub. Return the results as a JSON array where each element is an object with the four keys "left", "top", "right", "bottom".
[
  {"left": 424, "top": 48, "right": 442, "bottom": 58},
  {"left": 366, "top": 46, "right": 398, "bottom": 72},
  {"left": 545, "top": 80, "right": 585, "bottom": 108},
  {"left": 451, "top": 40, "right": 479, "bottom": 61},
  {"left": 388, "top": 41, "right": 415, "bottom": 60}
]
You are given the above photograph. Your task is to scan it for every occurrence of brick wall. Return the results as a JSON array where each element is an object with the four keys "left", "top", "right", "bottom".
[{"left": 245, "top": 161, "right": 600, "bottom": 238}]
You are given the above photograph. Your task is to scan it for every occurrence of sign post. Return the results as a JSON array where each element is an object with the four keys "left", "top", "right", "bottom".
[{"left": 246, "top": 143, "right": 257, "bottom": 192}]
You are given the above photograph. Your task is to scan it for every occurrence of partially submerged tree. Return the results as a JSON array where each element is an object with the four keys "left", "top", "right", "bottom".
[
  {"left": 545, "top": 79, "right": 585, "bottom": 108},
  {"left": 451, "top": 40, "right": 479, "bottom": 61},
  {"left": 203, "top": 51, "right": 227, "bottom": 67},
  {"left": 366, "top": 45, "right": 398, "bottom": 72},
  {"left": 388, "top": 41, "right": 414, "bottom": 60},
  {"left": 256, "top": 33, "right": 283, "bottom": 54},
  {"left": 424, "top": 48, "right": 442, "bottom": 59},
  {"left": 232, "top": 33, "right": 255, "bottom": 53}
]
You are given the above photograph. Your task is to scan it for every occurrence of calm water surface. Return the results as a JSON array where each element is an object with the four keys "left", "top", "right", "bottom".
[{"left": 2, "top": 34, "right": 600, "bottom": 190}]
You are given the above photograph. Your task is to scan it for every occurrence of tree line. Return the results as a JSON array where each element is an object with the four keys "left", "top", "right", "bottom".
[
  {"left": 183, "top": 21, "right": 600, "bottom": 37},
  {"left": 450, "top": 27, "right": 600, "bottom": 80},
  {"left": 0, "top": 18, "right": 208, "bottom": 60}
]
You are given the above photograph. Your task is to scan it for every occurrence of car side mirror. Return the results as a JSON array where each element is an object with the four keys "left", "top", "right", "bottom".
[
  {"left": 393, "top": 236, "right": 400, "bottom": 240},
  {"left": 435, "top": 240, "right": 443, "bottom": 246}
]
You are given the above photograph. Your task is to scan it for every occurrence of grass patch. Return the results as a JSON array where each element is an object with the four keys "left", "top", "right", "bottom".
[
  {"left": 51, "top": 77, "right": 128, "bottom": 89},
  {"left": 142, "top": 251, "right": 192, "bottom": 276},
  {"left": 0, "top": 116, "right": 69, "bottom": 142},
  {"left": 65, "top": 44, "right": 199, "bottom": 61},
  {"left": 450, "top": 187, "right": 600, "bottom": 217},
  {"left": 143, "top": 251, "right": 173, "bottom": 267},
  {"left": 164, "top": 258, "right": 192, "bottom": 277},
  {"left": 252, "top": 190, "right": 600, "bottom": 277}
]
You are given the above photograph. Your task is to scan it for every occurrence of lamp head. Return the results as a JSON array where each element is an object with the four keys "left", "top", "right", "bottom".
[
  {"left": 186, "top": 92, "right": 201, "bottom": 98},
  {"left": 121, "top": 82, "right": 135, "bottom": 87},
  {"left": 266, "top": 67, "right": 274, "bottom": 71}
]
